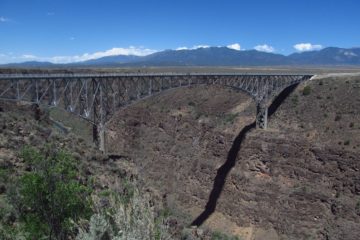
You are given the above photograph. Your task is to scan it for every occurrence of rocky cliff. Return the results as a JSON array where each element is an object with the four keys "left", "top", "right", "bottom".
[{"left": 106, "top": 75, "right": 360, "bottom": 240}]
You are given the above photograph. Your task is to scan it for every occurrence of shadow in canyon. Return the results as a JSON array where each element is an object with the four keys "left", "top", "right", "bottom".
[{"left": 191, "top": 83, "right": 299, "bottom": 226}]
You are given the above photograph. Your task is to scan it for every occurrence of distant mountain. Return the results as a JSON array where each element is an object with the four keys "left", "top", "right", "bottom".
[
  {"left": 137, "top": 47, "right": 288, "bottom": 66},
  {"left": 80, "top": 55, "right": 141, "bottom": 65},
  {"left": 1, "top": 47, "right": 360, "bottom": 68},
  {"left": 1, "top": 61, "right": 55, "bottom": 68},
  {"left": 288, "top": 47, "right": 360, "bottom": 65}
]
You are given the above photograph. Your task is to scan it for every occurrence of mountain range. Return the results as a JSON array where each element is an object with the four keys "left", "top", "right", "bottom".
[{"left": 1, "top": 47, "right": 360, "bottom": 67}]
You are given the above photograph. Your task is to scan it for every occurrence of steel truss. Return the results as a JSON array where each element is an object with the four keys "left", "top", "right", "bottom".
[{"left": 0, "top": 73, "right": 313, "bottom": 150}]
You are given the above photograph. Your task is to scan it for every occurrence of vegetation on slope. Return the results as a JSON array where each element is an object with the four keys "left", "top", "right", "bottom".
[
  {"left": 0, "top": 102, "right": 173, "bottom": 239},
  {"left": 1, "top": 146, "right": 92, "bottom": 239},
  {"left": 0, "top": 101, "right": 241, "bottom": 240}
]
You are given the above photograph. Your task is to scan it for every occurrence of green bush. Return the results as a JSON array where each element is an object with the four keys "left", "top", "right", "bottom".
[
  {"left": 119, "top": 179, "right": 135, "bottom": 205},
  {"left": 302, "top": 86, "right": 311, "bottom": 96},
  {"left": 14, "top": 146, "right": 93, "bottom": 239}
]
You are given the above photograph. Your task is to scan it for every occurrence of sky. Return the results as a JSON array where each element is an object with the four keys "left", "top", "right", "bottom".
[{"left": 0, "top": 0, "right": 360, "bottom": 64}]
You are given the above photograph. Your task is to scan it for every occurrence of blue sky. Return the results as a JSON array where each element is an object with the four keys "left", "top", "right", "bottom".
[{"left": 0, "top": 0, "right": 359, "bottom": 63}]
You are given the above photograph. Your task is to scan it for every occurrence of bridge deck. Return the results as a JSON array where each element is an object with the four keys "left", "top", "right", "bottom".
[{"left": 0, "top": 73, "right": 314, "bottom": 79}]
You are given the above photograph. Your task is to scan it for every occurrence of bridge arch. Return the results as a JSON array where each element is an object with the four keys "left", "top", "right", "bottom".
[{"left": 0, "top": 73, "right": 313, "bottom": 151}]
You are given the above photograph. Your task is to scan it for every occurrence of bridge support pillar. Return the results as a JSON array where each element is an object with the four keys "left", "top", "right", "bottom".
[
  {"left": 256, "top": 103, "right": 268, "bottom": 129},
  {"left": 98, "top": 124, "right": 106, "bottom": 153},
  {"left": 93, "top": 124, "right": 106, "bottom": 153}
]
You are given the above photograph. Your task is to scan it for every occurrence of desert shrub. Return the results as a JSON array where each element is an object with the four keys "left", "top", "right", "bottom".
[
  {"left": 334, "top": 115, "right": 342, "bottom": 121},
  {"left": 119, "top": 179, "right": 135, "bottom": 205},
  {"left": 77, "top": 184, "right": 173, "bottom": 240},
  {"left": 188, "top": 101, "right": 195, "bottom": 106},
  {"left": 350, "top": 122, "right": 354, "bottom": 128},
  {"left": 291, "top": 95, "right": 298, "bottom": 105},
  {"left": 181, "top": 228, "right": 193, "bottom": 240},
  {"left": 212, "top": 231, "right": 241, "bottom": 240},
  {"left": 13, "top": 146, "right": 93, "bottom": 239},
  {"left": 224, "top": 113, "right": 239, "bottom": 124},
  {"left": 302, "top": 86, "right": 311, "bottom": 96},
  {"left": 344, "top": 140, "right": 350, "bottom": 145},
  {"left": 194, "top": 112, "right": 203, "bottom": 120},
  {"left": 0, "top": 195, "right": 22, "bottom": 240}
]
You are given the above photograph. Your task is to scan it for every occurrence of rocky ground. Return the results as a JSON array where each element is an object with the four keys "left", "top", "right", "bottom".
[{"left": 105, "top": 75, "right": 360, "bottom": 240}]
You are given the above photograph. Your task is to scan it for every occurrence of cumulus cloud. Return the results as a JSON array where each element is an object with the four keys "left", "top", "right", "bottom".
[
  {"left": 176, "top": 47, "right": 189, "bottom": 50},
  {"left": 50, "top": 47, "right": 157, "bottom": 63},
  {"left": 2, "top": 46, "right": 158, "bottom": 64},
  {"left": 21, "top": 54, "right": 37, "bottom": 59},
  {"left": 177, "top": 43, "right": 242, "bottom": 51},
  {"left": 343, "top": 51, "right": 357, "bottom": 57},
  {"left": 227, "top": 43, "right": 241, "bottom": 51},
  {"left": 176, "top": 45, "right": 210, "bottom": 51},
  {"left": 0, "top": 16, "right": 10, "bottom": 22},
  {"left": 293, "top": 43, "right": 323, "bottom": 52},
  {"left": 193, "top": 45, "right": 210, "bottom": 49},
  {"left": 254, "top": 44, "right": 275, "bottom": 53}
]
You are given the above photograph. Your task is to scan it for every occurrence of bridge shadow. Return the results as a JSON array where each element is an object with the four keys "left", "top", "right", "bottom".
[{"left": 191, "top": 83, "right": 299, "bottom": 226}]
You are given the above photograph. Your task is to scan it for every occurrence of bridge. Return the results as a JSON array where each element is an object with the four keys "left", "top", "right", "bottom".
[{"left": 0, "top": 73, "right": 313, "bottom": 151}]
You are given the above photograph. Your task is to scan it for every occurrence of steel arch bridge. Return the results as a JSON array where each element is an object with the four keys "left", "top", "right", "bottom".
[{"left": 0, "top": 73, "right": 313, "bottom": 151}]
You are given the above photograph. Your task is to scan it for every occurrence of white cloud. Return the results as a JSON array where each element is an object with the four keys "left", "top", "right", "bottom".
[
  {"left": 293, "top": 43, "right": 323, "bottom": 52},
  {"left": 344, "top": 51, "right": 357, "bottom": 57},
  {"left": 178, "top": 43, "right": 241, "bottom": 51},
  {"left": 3, "top": 47, "right": 158, "bottom": 64},
  {"left": 176, "top": 45, "right": 210, "bottom": 51},
  {"left": 254, "top": 44, "right": 275, "bottom": 53},
  {"left": 82, "top": 46, "right": 157, "bottom": 58},
  {"left": 176, "top": 47, "right": 188, "bottom": 51},
  {"left": 193, "top": 45, "right": 210, "bottom": 49},
  {"left": 21, "top": 54, "right": 37, "bottom": 59},
  {"left": 51, "top": 46, "right": 158, "bottom": 63},
  {"left": 0, "top": 16, "right": 9, "bottom": 22},
  {"left": 227, "top": 43, "right": 241, "bottom": 51}
]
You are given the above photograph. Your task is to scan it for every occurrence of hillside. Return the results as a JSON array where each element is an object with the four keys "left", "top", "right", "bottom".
[
  {"left": 105, "top": 74, "right": 360, "bottom": 240},
  {"left": 0, "top": 102, "right": 223, "bottom": 239},
  {"left": 1, "top": 72, "right": 359, "bottom": 240}
]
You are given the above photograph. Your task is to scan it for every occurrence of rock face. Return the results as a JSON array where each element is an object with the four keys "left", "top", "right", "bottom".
[{"left": 106, "top": 76, "right": 360, "bottom": 240}]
